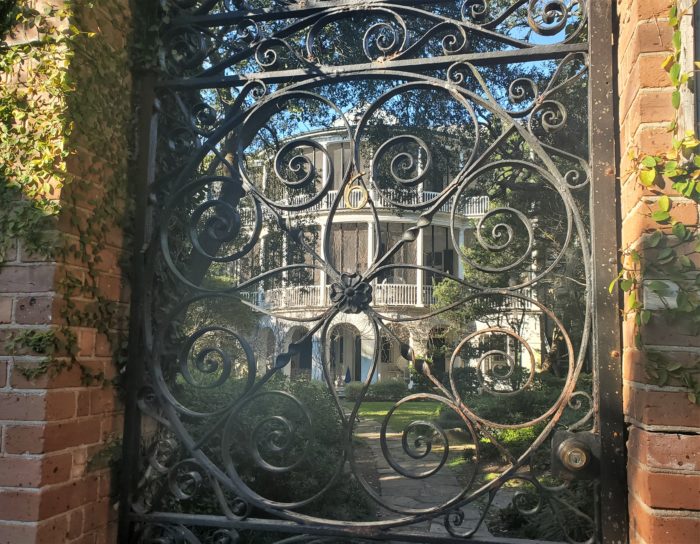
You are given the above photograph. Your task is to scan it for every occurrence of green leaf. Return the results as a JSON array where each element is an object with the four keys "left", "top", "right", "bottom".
[
  {"left": 679, "top": 255, "right": 694, "bottom": 270},
  {"left": 673, "top": 30, "right": 682, "bottom": 51},
  {"left": 629, "top": 290, "right": 639, "bottom": 309},
  {"left": 646, "top": 230, "right": 664, "bottom": 248},
  {"left": 664, "top": 160, "right": 679, "bottom": 174},
  {"left": 670, "top": 63, "right": 681, "bottom": 85},
  {"left": 672, "top": 90, "right": 681, "bottom": 110},
  {"left": 658, "top": 369, "right": 669, "bottom": 386},
  {"left": 666, "top": 362, "right": 682, "bottom": 372},
  {"left": 688, "top": 392, "right": 698, "bottom": 404},
  {"left": 640, "top": 310, "right": 652, "bottom": 325},
  {"left": 641, "top": 156, "right": 657, "bottom": 168},
  {"left": 649, "top": 280, "right": 670, "bottom": 294},
  {"left": 658, "top": 195, "right": 671, "bottom": 212},
  {"left": 651, "top": 210, "right": 671, "bottom": 222},
  {"left": 677, "top": 291, "right": 692, "bottom": 311},
  {"left": 620, "top": 278, "right": 634, "bottom": 291},
  {"left": 640, "top": 169, "right": 657, "bottom": 186},
  {"left": 672, "top": 222, "right": 688, "bottom": 240},
  {"left": 609, "top": 270, "right": 624, "bottom": 293},
  {"left": 657, "top": 247, "right": 676, "bottom": 264}
]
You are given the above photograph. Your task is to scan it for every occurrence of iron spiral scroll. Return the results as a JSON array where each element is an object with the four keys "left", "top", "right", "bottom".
[{"left": 128, "top": 1, "right": 604, "bottom": 543}]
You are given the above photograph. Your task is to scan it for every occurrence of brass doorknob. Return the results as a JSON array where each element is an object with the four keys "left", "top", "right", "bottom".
[{"left": 558, "top": 438, "right": 591, "bottom": 471}]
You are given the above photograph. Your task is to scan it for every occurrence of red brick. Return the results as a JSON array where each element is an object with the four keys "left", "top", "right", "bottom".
[
  {"left": 624, "top": 349, "right": 700, "bottom": 385},
  {"left": 0, "top": 297, "right": 12, "bottom": 323},
  {"left": 629, "top": 460, "right": 700, "bottom": 510},
  {"left": 619, "top": 170, "right": 679, "bottom": 220},
  {"left": 629, "top": 493, "right": 700, "bottom": 544},
  {"left": 0, "top": 392, "right": 46, "bottom": 421},
  {"left": 68, "top": 508, "right": 84, "bottom": 540},
  {"left": 97, "top": 473, "right": 112, "bottom": 499},
  {"left": 631, "top": 0, "right": 673, "bottom": 20},
  {"left": 0, "top": 516, "right": 70, "bottom": 544},
  {"left": 90, "top": 387, "right": 117, "bottom": 415},
  {"left": 35, "top": 514, "right": 70, "bottom": 544},
  {"left": 82, "top": 498, "right": 111, "bottom": 533},
  {"left": 0, "top": 456, "right": 43, "bottom": 487},
  {"left": 38, "top": 476, "right": 99, "bottom": 519},
  {"left": 4, "top": 424, "right": 46, "bottom": 454},
  {"left": 0, "top": 265, "right": 55, "bottom": 293},
  {"left": 77, "top": 390, "right": 90, "bottom": 416},
  {"left": 642, "top": 318, "right": 700, "bottom": 348},
  {"left": 0, "top": 361, "right": 6, "bottom": 388},
  {"left": 11, "top": 362, "right": 85, "bottom": 389},
  {"left": 13, "top": 296, "right": 54, "bottom": 324},
  {"left": 0, "top": 522, "right": 37, "bottom": 544},
  {"left": 94, "top": 334, "right": 112, "bottom": 358},
  {"left": 0, "top": 391, "right": 75, "bottom": 421},
  {"left": 41, "top": 453, "right": 73, "bottom": 486},
  {"left": 4, "top": 418, "right": 102, "bottom": 454},
  {"left": 97, "top": 275, "right": 122, "bottom": 302},
  {"left": 628, "top": 427, "right": 700, "bottom": 471},
  {"left": 0, "top": 488, "right": 41, "bottom": 521},
  {"left": 43, "top": 418, "right": 102, "bottom": 452},
  {"left": 625, "top": 386, "right": 700, "bottom": 428},
  {"left": 70, "top": 533, "right": 97, "bottom": 544},
  {"left": 45, "top": 391, "right": 77, "bottom": 420},
  {"left": 0, "top": 452, "right": 72, "bottom": 487},
  {"left": 78, "top": 329, "right": 96, "bottom": 357},
  {"left": 100, "top": 414, "right": 123, "bottom": 443},
  {"left": 620, "top": 22, "right": 673, "bottom": 88},
  {"left": 621, "top": 200, "right": 699, "bottom": 247}
]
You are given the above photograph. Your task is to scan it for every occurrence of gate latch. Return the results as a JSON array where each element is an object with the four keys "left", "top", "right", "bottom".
[{"left": 551, "top": 430, "right": 600, "bottom": 481}]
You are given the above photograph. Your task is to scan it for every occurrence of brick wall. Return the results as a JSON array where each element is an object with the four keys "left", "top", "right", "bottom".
[
  {"left": 617, "top": 1, "right": 700, "bottom": 542},
  {"left": 0, "top": 2, "right": 131, "bottom": 543}
]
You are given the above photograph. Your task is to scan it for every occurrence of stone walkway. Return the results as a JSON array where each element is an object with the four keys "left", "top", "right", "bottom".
[{"left": 353, "top": 416, "right": 493, "bottom": 539}]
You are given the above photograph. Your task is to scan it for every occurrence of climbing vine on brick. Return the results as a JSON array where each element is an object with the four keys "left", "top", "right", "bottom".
[
  {"left": 612, "top": 1, "right": 700, "bottom": 404},
  {"left": 0, "top": 1, "right": 133, "bottom": 383}
]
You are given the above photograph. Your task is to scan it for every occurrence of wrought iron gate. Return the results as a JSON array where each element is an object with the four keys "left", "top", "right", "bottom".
[{"left": 120, "top": 1, "right": 626, "bottom": 542}]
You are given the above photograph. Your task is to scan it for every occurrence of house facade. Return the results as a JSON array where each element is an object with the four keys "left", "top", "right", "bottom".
[{"left": 233, "top": 125, "right": 543, "bottom": 385}]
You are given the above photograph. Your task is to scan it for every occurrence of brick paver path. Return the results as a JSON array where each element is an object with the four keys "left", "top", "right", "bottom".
[{"left": 354, "top": 417, "right": 493, "bottom": 538}]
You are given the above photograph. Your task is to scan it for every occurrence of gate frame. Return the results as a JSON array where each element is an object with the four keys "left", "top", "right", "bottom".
[
  {"left": 588, "top": 1, "right": 628, "bottom": 542},
  {"left": 118, "top": 1, "right": 629, "bottom": 542}
]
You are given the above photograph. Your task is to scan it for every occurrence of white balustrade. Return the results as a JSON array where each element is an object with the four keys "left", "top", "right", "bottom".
[
  {"left": 239, "top": 282, "right": 536, "bottom": 312},
  {"left": 237, "top": 191, "right": 489, "bottom": 223}
]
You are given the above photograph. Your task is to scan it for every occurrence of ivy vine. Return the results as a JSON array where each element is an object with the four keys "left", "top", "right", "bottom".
[
  {"left": 613, "top": 1, "right": 700, "bottom": 404},
  {"left": 1, "top": 1, "right": 133, "bottom": 384}
]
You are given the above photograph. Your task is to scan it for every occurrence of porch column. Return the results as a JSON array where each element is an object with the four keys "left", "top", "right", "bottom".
[
  {"left": 416, "top": 227, "right": 424, "bottom": 307},
  {"left": 367, "top": 222, "right": 374, "bottom": 273},
  {"left": 458, "top": 228, "right": 465, "bottom": 279},
  {"left": 282, "top": 236, "right": 288, "bottom": 288},
  {"left": 319, "top": 223, "right": 327, "bottom": 305}
]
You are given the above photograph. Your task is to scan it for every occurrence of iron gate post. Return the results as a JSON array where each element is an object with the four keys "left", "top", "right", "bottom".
[{"left": 588, "top": 1, "right": 628, "bottom": 542}]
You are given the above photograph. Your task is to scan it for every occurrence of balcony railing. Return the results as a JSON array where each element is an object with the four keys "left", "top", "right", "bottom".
[
  {"left": 239, "top": 192, "right": 489, "bottom": 223},
  {"left": 240, "top": 283, "right": 534, "bottom": 312}
]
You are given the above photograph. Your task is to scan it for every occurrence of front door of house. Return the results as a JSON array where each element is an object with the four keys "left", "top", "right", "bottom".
[{"left": 119, "top": 1, "right": 626, "bottom": 542}]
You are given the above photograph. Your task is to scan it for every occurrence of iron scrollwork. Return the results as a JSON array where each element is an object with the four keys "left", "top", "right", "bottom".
[{"left": 127, "top": 1, "right": 602, "bottom": 543}]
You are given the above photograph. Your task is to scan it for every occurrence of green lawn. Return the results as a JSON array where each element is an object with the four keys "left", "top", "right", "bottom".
[{"left": 343, "top": 401, "right": 442, "bottom": 433}]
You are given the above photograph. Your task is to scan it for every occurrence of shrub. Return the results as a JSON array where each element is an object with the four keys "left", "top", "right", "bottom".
[
  {"left": 368, "top": 379, "right": 408, "bottom": 401},
  {"left": 409, "top": 366, "right": 480, "bottom": 395},
  {"left": 344, "top": 381, "right": 365, "bottom": 401},
  {"left": 345, "top": 379, "right": 409, "bottom": 401},
  {"left": 162, "top": 375, "right": 374, "bottom": 526}
]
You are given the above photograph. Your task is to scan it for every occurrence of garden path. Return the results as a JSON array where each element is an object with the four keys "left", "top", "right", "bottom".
[{"left": 353, "top": 417, "right": 493, "bottom": 539}]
